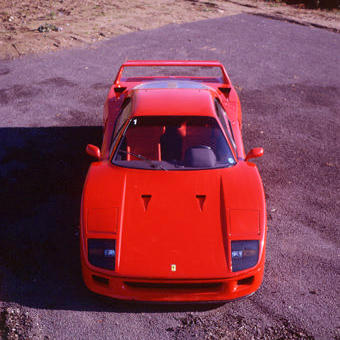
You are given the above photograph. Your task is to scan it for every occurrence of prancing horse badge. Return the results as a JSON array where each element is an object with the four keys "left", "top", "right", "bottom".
[{"left": 171, "top": 264, "right": 176, "bottom": 272}]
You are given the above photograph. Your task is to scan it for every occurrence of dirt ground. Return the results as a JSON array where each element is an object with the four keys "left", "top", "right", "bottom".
[{"left": 0, "top": 0, "right": 339, "bottom": 59}]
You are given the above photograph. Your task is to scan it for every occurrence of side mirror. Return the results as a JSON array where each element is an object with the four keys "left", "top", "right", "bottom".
[
  {"left": 86, "top": 144, "right": 101, "bottom": 160},
  {"left": 245, "top": 147, "right": 264, "bottom": 161}
]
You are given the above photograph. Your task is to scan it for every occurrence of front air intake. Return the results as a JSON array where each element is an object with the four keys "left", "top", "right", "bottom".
[{"left": 124, "top": 281, "right": 222, "bottom": 291}]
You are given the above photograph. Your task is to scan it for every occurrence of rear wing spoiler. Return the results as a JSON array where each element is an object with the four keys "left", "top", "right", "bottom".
[{"left": 113, "top": 60, "right": 231, "bottom": 88}]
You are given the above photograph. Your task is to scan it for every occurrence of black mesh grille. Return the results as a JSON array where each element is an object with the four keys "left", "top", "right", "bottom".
[{"left": 124, "top": 281, "right": 222, "bottom": 291}]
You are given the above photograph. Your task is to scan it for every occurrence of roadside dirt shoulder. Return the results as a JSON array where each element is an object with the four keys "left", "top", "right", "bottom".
[{"left": 0, "top": 0, "right": 339, "bottom": 59}]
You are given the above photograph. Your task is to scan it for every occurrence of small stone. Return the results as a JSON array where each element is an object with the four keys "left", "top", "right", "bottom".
[{"left": 37, "top": 23, "right": 60, "bottom": 33}]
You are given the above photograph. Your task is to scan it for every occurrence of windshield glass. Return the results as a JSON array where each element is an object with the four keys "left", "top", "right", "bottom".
[{"left": 112, "top": 116, "right": 236, "bottom": 170}]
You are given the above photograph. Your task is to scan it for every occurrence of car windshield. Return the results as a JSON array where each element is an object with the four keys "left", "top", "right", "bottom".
[{"left": 112, "top": 116, "right": 236, "bottom": 170}]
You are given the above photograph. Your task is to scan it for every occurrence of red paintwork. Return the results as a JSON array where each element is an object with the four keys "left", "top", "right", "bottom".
[
  {"left": 245, "top": 147, "right": 264, "bottom": 161},
  {"left": 86, "top": 144, "right": 101, "bottom": 160},
  {"left": 81, "top": 60, "right": 266, "bottom": 302}
]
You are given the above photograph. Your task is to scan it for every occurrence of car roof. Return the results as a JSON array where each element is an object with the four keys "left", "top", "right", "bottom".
[{"left": 130, "top": 88, "right": 217, "bottom": 117}]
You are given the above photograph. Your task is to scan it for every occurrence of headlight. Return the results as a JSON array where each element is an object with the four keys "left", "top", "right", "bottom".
[
  {"left": 88, "top": 239, "right": 116, "bottom": 270},
  {"left": 231, "top": 240, "right": 259, "bottom": 272}
]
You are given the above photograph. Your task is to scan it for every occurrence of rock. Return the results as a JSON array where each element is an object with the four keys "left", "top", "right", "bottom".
[{"left": 37, "top": 23, "right": 61, "bottom": 33}]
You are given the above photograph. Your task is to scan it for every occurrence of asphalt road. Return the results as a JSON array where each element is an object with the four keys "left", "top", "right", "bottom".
[{"left": 0, "top": 13, "right": 339, "bottom": 340}]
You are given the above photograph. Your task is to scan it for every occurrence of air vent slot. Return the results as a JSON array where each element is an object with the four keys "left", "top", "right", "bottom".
[
  {"left": 92, "top": 275, "right": 109, "bottom": 286},
  {"left": 218, "top": 87, "right": 231, "bottom": 96},
  {"left": 196, "top": 195, "right": 206, "bottom": 212},
  {"left": 114, "top": 87, "right": 126, "bottom": 93},
  {"left": 237, "top": 276, "right": 254, "bottom": 286},
  {"left": 141, "top": 194, "right": 152, "bottom": 211}
]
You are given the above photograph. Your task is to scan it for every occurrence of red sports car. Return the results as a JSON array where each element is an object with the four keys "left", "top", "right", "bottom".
[{"left": 80, "top": 60, "right": 266, "bottom": 302}]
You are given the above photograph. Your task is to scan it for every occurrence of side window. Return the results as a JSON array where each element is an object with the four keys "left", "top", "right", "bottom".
[
  {"left": 227, "top": 120, "right": 236, "bottom": 143},
  {"left": 214, "top": 99, "right": 237, "bottom": 151},
  {"left": 112, "top": 98, "right": 131, "bottom": 139},
  {"left": 109, "top": 98, "right": 132, "bottom": 154}
]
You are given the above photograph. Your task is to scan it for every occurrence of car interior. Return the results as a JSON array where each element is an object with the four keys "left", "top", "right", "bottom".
[{"left": 113, "top": 116, "right": 236, "bottom": 170}]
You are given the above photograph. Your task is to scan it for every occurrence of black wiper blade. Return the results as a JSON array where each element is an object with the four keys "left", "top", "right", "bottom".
[
  {"left": 118, "top": 149, "right": 147, "bottom": 161},
  {"left": 118, "top": 150, "right": 167, "bottom": 171}
]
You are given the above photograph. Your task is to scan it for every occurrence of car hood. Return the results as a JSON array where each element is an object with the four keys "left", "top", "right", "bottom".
[{"left": 83, "top": 162, "right": 265, "bottom": 279}]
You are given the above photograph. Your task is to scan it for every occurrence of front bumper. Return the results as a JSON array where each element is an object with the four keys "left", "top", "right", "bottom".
[{"left": 81, "top": 259, "right": 264, "bottom": 302}]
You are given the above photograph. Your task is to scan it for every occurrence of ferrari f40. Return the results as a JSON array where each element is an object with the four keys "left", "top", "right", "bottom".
[{"left": 80, "top": 60, "right": 266, "bottom": 302}]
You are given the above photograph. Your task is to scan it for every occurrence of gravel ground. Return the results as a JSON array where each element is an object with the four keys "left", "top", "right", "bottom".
[{"left": 0, "top": 13, "right": 339, "bottom": 340}]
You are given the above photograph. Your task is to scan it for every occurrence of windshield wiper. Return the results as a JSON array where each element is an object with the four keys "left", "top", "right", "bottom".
[{"left": 118, "top": 150, "right": 167, "bottom": 171}]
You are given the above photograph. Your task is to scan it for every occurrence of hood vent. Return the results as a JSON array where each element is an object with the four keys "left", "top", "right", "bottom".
[
  {"left": 141, "top": 194, "right": 152, "bottom": 211},
  {"left": 196, "top": 195, "right": 206, "bottom": 212}
]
